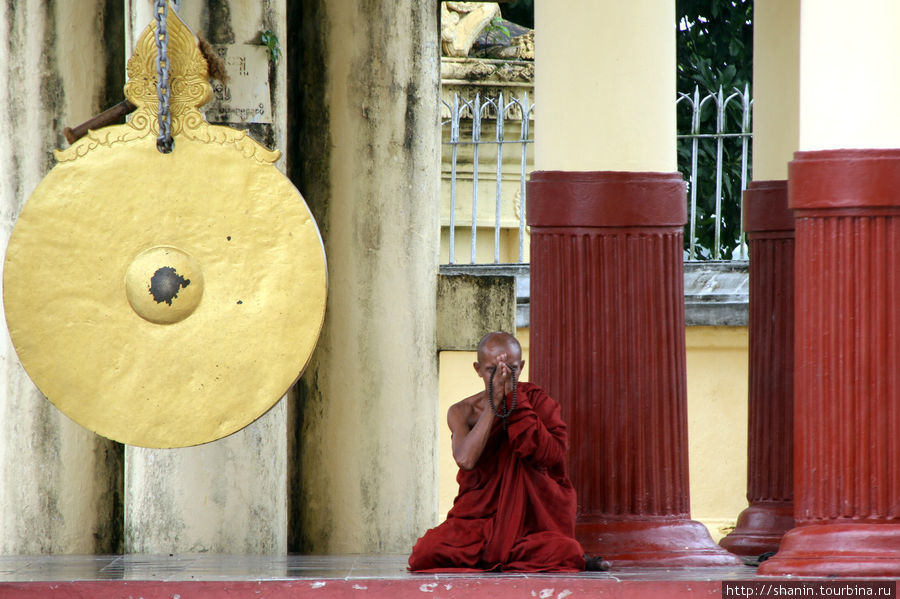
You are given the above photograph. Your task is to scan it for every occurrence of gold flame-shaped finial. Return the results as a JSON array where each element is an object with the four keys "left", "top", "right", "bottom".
[
  {"left": 55, "top": 1, "right": 279, "bottom": 164},
  {"left": 124, "top": 2, "right": 212, "bottom": 125}
]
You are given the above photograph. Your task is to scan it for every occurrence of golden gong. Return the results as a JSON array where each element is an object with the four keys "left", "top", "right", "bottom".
[{"left": 2, "top": 7, "right": 326, "bottom": 448}]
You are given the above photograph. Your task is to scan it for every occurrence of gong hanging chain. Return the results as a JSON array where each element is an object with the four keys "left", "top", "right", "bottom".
[
  {"left": 488, "top": 364, "right": 518, "bottom": 432},
  {"left": 154, "top": 0, "right": 173, "bottom": 153}
]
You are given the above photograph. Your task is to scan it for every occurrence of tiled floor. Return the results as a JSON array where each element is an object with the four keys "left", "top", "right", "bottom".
[
  {"left": 0, "top": 553, "right": 763, "bottom": 582},
  {"left": 5, "top": 556, "right": 891, "bottom": 599}
]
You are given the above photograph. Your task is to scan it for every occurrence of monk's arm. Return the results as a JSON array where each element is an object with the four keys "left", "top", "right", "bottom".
[
  {"left": 449, "top": 402, "right": 494, "bottom": 471},
  {"left": 505, "top": 393, "right": 568, "bottom": 468}
]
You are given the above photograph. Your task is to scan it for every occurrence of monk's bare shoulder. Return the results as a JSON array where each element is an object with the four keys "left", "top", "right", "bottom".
[{"left": 448, "top": 391, "right": 484, "bottom": 431}]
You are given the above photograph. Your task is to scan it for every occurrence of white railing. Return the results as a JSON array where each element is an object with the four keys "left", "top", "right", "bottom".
[
  {"left": 677, "top": 85, "right": 752, "bottom": 260},
  {"left": 441, "top": 86, "right": 751, "bottom": 265},
  {"left": 441, "top": 92, "right": 534, "bottom": 265}
]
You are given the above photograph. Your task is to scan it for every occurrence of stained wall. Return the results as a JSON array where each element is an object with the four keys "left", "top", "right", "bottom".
[{"left": 0, "top": 0, "right": 126, "bottom": 554}]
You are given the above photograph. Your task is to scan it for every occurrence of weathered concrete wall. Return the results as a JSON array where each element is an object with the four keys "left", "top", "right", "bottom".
[
  {"left": 288, "top": 1, "right": 441, "bottom": 552},
  {"left": 436, "top": 274, "right": 515, "bottom": 350},
  {"left": 127, "top": 0, "right": 288, "bottom": 164},
  {"left": 125, "top": 412, "right": 288, "bottom": 553},
  {"left": 0, "top": 1, "right": 125, "bottom": 553},
  {"left": 123, "top": 0, "right": 290, "bottom": 554}
]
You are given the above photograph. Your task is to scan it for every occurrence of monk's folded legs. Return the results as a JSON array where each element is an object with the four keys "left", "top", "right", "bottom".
[
  {"left": 502, "top": 530, "right": 586, "bottom": 572},
  {"left": 408, "top": 518, "right": 491, "bottom": 571}
]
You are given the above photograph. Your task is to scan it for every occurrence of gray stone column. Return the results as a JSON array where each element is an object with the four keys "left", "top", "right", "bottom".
[
  {"left": 0, "top": 1, "right": 125, "bottom": 554},
  {"left": 123, "top": 0, "right": 290, "bottom": 554},
  {"left": 288, "top": 1, "right": 441, "bottom": 552}
]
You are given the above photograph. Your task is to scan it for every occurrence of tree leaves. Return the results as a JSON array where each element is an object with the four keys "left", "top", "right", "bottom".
[{"left": 677, "top": 0, "right": 753, "bottom": 260}]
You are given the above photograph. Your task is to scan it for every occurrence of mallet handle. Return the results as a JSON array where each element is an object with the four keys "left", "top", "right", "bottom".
[{"left": 63, "top": 100, "right": 137, "bottom": 144}]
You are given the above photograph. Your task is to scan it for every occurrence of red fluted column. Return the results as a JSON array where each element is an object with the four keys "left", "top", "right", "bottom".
[
  {"left": 720, "top": 181, "right": 796, "bottom": 556},
  {"left": 528, "top": 170, "right": 741, "bottom": 567},
  {"left": 759, "top": 150, "right": 900, "bottom": 576}
]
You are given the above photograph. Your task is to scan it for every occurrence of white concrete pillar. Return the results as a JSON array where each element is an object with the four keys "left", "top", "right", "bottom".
[
  {"left": 752, "top": 0, "right": 800, "bottom": 179},
  {"left": 0, "top": 1, "right": 125, "bottom": 553},
  {"left": 718, "top": 2, "right": 801, "bottom": 557},
  {"left": 535, "top": 0, "right": 676, "bottom": 172},
  {"left": 125, "top": 422, "right": 288, "bottom": 553},
  {"left": 529, "top": 0, "right": 739, "bottom": 567},
  {"left": 123, "top": 0, "right": 290, "bottom": 554},
  {"left": 758, "top": 0, "right": 900, "bottom": 577},
  {"left": 289, "top": 1, "right": 441, "bottom": 553},
  {"left": 799, "top": 0, "right": 900, "bottom": 151}
]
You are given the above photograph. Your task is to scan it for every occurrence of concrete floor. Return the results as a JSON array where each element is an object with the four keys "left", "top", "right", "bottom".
[
  {"left": 0, "top": 555, "right": 892, "bottom": 599},
  {"left": 0, "top": 553, "right": 763, "bottom": 581}
]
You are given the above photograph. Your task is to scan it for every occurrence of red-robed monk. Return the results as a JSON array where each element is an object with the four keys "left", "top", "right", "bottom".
[{"left": 409, "top": 331, "right": 604, "bottom": 572}]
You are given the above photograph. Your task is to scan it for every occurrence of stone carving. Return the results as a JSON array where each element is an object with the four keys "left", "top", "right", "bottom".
[
  {"left": 441, "top": 2, "right": 502, "bottom": 58},
  {"left": 440, "top": 58, "right": 533, "bottom": 84},
  {"left": 474, "top": 29, "right": 533, "bottom": 60},
  {"left": 441, "top": 2, "right": 534, "bottom": 61}
]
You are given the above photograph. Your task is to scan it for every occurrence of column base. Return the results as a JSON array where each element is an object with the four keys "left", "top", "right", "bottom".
[
  {"left": 578, "top": 518, "right": 742, "bottom": 568},
  {"left": 758, "top": 523, "right": 900, "bottom": 577},
  {"left": 718, "top": 502, "right": 794, "bottom": 556}
]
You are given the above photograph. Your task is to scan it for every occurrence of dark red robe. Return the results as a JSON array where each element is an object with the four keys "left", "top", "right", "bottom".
[{"left": 409, "top": 382, "right": 586, "bottom": 572}]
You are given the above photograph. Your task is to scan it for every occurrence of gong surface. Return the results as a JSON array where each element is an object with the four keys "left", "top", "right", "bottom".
[
  {"left": 3, "top": 137, "right": 326, "bottom": 448},
  {"left": 2, "top": 8, "right": 326, "bottom": 448}
]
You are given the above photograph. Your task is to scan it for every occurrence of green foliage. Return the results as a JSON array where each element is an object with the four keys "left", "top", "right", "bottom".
[
  {"left": 676, "top": 0, "right": 753, "bottom": 260},
  {"left": 260, "top": 29, "right": 281, "bottom": 63},
  {"left": 484, "top": 17, "right": 512, "bottom": 40},
  {"left": 499, "top": 0, "right": 533, "bottom": 29},
  {"left": 677, "top": 0, "right": 752, "bottom": 94}
]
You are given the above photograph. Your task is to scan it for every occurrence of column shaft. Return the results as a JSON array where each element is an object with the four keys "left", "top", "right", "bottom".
[
  {"left": 722, "top": 0, "right": 800, "bottom": 559},
  {"left": 797, "top": 214, "right": 899, "bottom": 521},
  {"left": 528, "top": 171, "right": 740, "bottom": 567},
  {"left": 752, "top": 0, "right": 800, "bottom": 181},
  {"left": 798, "top": 0, "right": 900, "bottom": 151},
  {"left": 535, "top": 0, "right": 674, "bottom": 172},
  {"left": 759, "top": 0, "right": 900, "bottom": 576},
  {"left": 289, "top": 0, "right": 441, "bottom": 553},
  {"left": 719, "top": 181, "right": 795, "bottom": 556},
  {"left": 123, "top": 0, "right": 290, "bottom": 554},
  {"left": 0, "top": 0, "right": 124, "bottom": 554},
  {"left": 531, "top": 0, "right": 738, "bottom": 568},
  {"left": 759, "top": 151, "right": 900, "bottom": 576}
]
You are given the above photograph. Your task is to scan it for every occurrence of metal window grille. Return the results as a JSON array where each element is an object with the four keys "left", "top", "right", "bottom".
[
  {"left": 441, "top": 92, "right": 534, "bottom": 265},
  {"left": 440, "top": 86, "right": 752, "bottom": 265},
  {"left": 677, "top": 85, "right": 753, "bottom": 260}
]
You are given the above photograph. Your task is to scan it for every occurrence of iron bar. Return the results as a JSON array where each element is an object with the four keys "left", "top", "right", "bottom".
[
  {"left": 471, "top": 93, "right": 482, "bottom": 264},
  {"left": 494, "top": 92, "right": 505, "bottom": 264},
  {"left": 518, "top": 93, "right": 531, "bottom": 263},
  {"left": 448, "top": 95, "right": 460, "bottom": 264},
  {"left": 440, "top": 85, "right": 750, "bottom": 265}
]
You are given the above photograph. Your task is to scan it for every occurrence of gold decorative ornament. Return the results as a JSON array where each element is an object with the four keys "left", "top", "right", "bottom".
[{"left": 3, "top": 4, "right": 327, "bottom": 448}]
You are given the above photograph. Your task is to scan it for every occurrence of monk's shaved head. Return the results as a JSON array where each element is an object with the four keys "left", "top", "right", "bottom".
[{"left": 476, "top": 331, "right": 522, "bottom": 364}]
